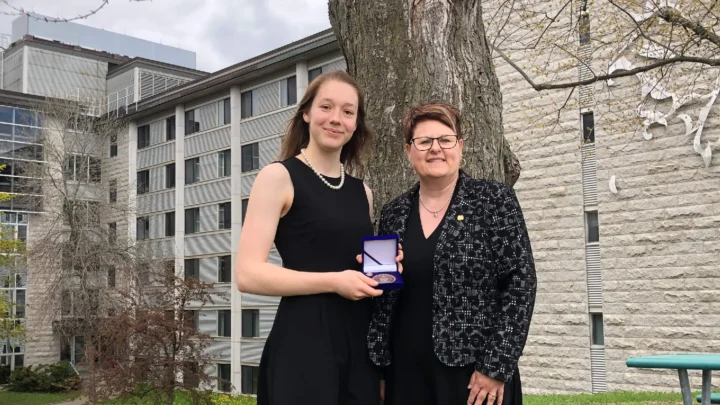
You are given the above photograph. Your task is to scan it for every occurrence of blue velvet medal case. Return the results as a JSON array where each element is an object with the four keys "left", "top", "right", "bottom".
[{"left": 361, "top": 235, "right": 404, "bottom": 290}]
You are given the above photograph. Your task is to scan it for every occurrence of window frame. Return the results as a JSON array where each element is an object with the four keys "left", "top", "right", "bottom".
[
  {"left": 241, "top": 309, "right": 260, "bottom": 338},
  {"left": 136, "top": 216, "right": 150, "bottom": 241},
  {"left": 137, "top": 170, "right": 150, "bottom": 194},
  {"left": 241, "top": 91, "right": 252, "bottom": 119},
  {"left": 217, "top": 309, "right": 231, "bottom": 338},
  {"left": 218, "top": 255, "right": 231, "bottom": 283},
  {"left": 184, "top": 258, "right": 199, "bottom": 280},
  {"left": 308, "top": 67, "right": 322, "bottom": 83},
  {"left": 184, "top": 208, "right": 200, "bottom": 234},
  {"left": 585, "top": 210, "right": 599, "bottom": 243},
  {"left": 241, "top": 365, "right": 259, "bottom": 395},
  {"left": 166, "top": 116, "right": 176, "bottom": 141},
  {"left": 166, "top": 163, "right": 176, "bottom": 189},
  {"left": 582, "top": 112, "right": 595, "bottom": 144},
  {"left": 218, "top": 149, "right": 231, "bottom": 177},
  {"left": 241, "top": 143, "right": 259, "bottom": 173},
  {"left": 218, "top": 202, "right": 231, "bottom": 230},
  {"left": 137, "top": 124, "right": 150, "bottom": 149},
  {"left": 165, "top": 211, "right": 175, "bottom": 237},
  {"left": 185, "top": 158, "right": 200, "bottom": 185}
]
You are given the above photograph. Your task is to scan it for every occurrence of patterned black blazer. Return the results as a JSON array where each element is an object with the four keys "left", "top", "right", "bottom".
[{"left": 367, "top": 170, "right": 537, "bottom": 383}]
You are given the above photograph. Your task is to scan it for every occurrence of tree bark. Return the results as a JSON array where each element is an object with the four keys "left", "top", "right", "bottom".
[{"left": 328, "top": 0, "right": 521, "bottom": 218}]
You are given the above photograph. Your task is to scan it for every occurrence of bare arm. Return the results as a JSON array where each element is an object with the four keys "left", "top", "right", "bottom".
[
  {"left": 364, "top": 182, "right": 374, "bottom": 222},
  {"left": 236, "top": 163, "right": 381, "bottom": 299}
]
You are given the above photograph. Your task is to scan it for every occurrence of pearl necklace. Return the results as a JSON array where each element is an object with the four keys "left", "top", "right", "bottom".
[
  {"left": 300, "top": 148, "right": 345, "bottom": 190},
  {"left": 419, "top": 192, "right": 453, "bottom": 217}
]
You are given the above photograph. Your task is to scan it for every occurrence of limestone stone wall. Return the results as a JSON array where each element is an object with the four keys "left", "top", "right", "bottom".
[{"left": 485, "top": 0, "right": 720, "bottom": 394}]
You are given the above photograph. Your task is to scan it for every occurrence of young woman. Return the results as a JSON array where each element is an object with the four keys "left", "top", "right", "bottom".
[{"left": 236, "top": 70, "right": 397, "bottom": 405}]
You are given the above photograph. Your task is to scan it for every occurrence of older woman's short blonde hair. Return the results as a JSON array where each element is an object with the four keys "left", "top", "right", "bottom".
[{"left": 402, "top": 102, "right": 462, "bottom": 144}]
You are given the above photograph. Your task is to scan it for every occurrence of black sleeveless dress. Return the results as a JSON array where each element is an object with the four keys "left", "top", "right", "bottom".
[{"left": 256, "top": 157, "right": 380, "bottom": 405}]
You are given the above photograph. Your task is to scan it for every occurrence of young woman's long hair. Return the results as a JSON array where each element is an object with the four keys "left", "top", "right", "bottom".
[{"left": 278, "top": 70, "right": 373, "bottom": 177}]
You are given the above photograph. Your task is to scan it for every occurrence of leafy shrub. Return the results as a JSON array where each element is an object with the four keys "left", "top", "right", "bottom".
[
  {"left": 7, "top": 361, "right": 80, "bottom": 392},
  {"left": 0, "top": 364, "right": 10, "bottom": 384}
]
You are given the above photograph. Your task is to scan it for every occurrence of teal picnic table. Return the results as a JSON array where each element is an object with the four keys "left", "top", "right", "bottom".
[{"left": 626, "top": 354, "right": 720, "bottom": 405}]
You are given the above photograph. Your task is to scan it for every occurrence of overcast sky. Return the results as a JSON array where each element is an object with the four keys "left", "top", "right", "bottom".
[{"left": 0, "top": 0, "right": 332, "bottom": 72}]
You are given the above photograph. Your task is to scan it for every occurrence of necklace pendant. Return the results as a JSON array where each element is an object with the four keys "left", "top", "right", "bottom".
[{"left": 433, "top": 212, "right": 438, "bottom": 218}]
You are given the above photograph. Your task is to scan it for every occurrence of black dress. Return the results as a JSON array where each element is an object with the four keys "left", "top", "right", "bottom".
[
  {"left": 257, "top": 157, "right": 380, "bottom": 405},
  {"left": 386, "top": 194, "right": 523, "bottom": 405}
]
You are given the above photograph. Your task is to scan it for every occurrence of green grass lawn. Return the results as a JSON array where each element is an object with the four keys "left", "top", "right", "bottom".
[
  {"left": 0, "top": 391, "right": 83, "bottom": 405},
  {"left": 525, "top": 391, "right": 690, "bottom": 405},
  {"left": 3, "top": 390, "right": 697, "bottom": 405}
]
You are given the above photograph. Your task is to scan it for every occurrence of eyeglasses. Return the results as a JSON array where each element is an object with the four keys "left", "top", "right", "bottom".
[{"left": 408, "top": 135, "right": 459, "bottom": 151}]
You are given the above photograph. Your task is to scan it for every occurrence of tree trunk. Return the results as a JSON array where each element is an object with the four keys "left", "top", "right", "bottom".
[{"left": 328, "top": 0, "right": 521, "bottom": 217}]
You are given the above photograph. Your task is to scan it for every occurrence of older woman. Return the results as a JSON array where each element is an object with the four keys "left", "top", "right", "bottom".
[{"left": 368, "top": 103, "right": 537, "bottom": 405}]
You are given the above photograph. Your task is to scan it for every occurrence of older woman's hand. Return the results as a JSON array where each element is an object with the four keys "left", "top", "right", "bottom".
[{"left": 467, "top": 371, "right": 504, "bottom": 405}]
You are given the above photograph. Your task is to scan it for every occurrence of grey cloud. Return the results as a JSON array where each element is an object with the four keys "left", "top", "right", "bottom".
[{"left": 0, "top": 0, "right": 331, "bottom": 71}]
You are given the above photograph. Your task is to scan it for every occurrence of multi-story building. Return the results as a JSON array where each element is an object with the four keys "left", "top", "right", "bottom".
[{"left": 0, "top": 15, "right": 203, "bottom": 374}]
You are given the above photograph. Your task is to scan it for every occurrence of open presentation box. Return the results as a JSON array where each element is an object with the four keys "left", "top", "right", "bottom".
[{"left": 361, "top": 235, "right": 404, "bottom": 290}]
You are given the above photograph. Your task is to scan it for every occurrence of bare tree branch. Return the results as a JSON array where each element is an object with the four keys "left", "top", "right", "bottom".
[
  {"left": 656, "top": 6, "right": 720, "bottom": 47},
  {"left": 493, "top": 42, "right": 720, "bottom": 91},
  {"left": 0, "top": 0, "right": 150, "bottom": 23}
]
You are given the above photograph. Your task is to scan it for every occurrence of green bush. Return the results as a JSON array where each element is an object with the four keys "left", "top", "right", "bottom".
[
  {"left": 0, "top": 364, "right": 10, "bottom": 384},
  {"left": 7, "top": 361, "right": 81, "bottom": 393}
]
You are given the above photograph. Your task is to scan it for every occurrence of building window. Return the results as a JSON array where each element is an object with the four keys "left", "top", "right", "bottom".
[
  {"left": 241, "top": 365, "right": 259, "bottom": 395},
  {"left": 108, "top": 222, "right": 116, "bottom": 245},
  {"left": 585, "top": 210, "right": 599, "bottom": 243},
  {"left": 108, "top": 266, "right": 116, "bottom": 287},
  {"left": 109, "top": 179, "right": 117, "bottom": 203},
  {"left": 242, "top": 309, "right": 259, "bottom": 338},
  {"left": 65, "top": 155, "right": 101, "bottom": 183},
  {"left": 137, "top": 124, "right": 150, "bottom": 149},
  {"left": 110, "top": 134, "right": 117, "bottom": 157},
  {"left": 185, "top": 110, "right": 199, "bottom": 135},
  {"left": 218, "top": 310, "right": 231, "bottom": 338},
  {"left": 591, "top": 313, "right": 604, "bottom": 345},
  {"left": 218, "top": 364, "right": 231, "bottom": 393},
  {"left": 183, "top": 362, "right": 200, "bottom": 389},
  {"left": 165, "top": 212, "right": 175, "bottom": 237},
  {"left": 218, "top": 202, "right": 231, "bottom": 230},
  {"left": 579, "top": 12, "right": 590, "bottom": 44},
  {"left": 241, "top": 198, "right": 249, "bottom": 225},
  {"left": 308, "top": 67, "right": 322, "bottom": 83},
  {"left": 582, "top": 112, "right": 595, "bottom": 143},
  {"left": 15, "top": 290, "right": 25, "bottom": 318},
  {"left": 218, "top": 309, "right": 232, "bottom": 337},
  {"left": 282, "top": 76, "right": 297, "bottom": 107},
  {"left": 184, "top": 310, "right": 198, "bottom": 330},
  {"left": 185, "top": 208, "right": 200, "bottom": 234},
  {"left": 137, "top": 170, "right": 150, "bottom": 194},
  {"left": 218, "top": 98, "right": 231, "bottom": 125},
  {"left": 184, "top": 258, "right": 199, "bottom": 280},
  {"left": 241, "top": 91, "right": 254, "bottom": 119},
  {"left": 166, "top": 163, "right": 176, "bottom": 189},
  {"left": 166, "top": 116, "right": 176, "bottom": 141},
  {"left": 218, "top": 149, "right": 231, "bottom": 177},
  {"left": 241, "top": 143, "right": 259, "bottom": 172},
  {"left": 218, "top": 255, "right": 231, "bottom": 283},
  {"left": 185, "top": 158, "right": 200, "bottom": 184},
  {"left": 136, "top": 216, "right": 150, "bottom": 240}
]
